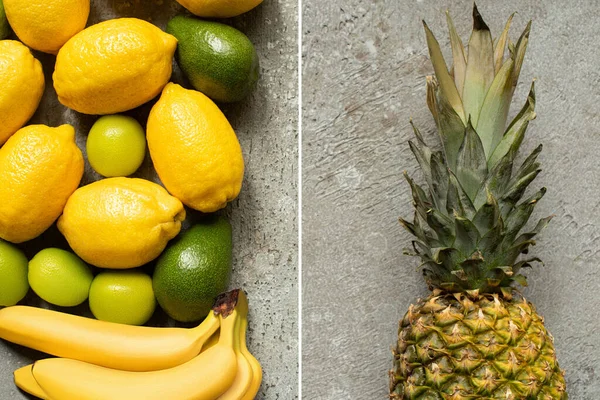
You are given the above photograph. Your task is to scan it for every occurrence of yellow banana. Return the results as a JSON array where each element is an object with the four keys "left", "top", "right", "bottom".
[
  {"left": 240, "top": 317, "right": 263, "bottom": 400},
  {"left": 14, "top": 365, "right": 48, "bottom": 399},
  {"left": 216, "top": 316, "right": 253, "bottom": 400},
  {"left": 27, "top": 290, "right": 246, "bottom": 400},
  {"left": 0, "top": 304, "right": 218, "bottom": 371}
]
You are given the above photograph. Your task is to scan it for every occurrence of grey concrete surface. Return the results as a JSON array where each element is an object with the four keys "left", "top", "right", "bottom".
[
  {"left": 303, "top": 1, "right": 600, "bottom": 398},
  {"left": 0, "top": 0, "right": 298, "bottom": 399}
]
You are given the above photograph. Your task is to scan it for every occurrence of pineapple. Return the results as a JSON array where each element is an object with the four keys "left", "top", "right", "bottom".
[{"left": 389, "top": 5, "right": 568, "bottom": 399}]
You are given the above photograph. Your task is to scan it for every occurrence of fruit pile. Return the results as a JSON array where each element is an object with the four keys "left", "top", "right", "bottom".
[{"left": 0, "top": 0, "right": 264, "bottom": 398}]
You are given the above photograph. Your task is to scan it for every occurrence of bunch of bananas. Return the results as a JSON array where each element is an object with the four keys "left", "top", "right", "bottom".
[{"left": 0, "top": 289, "right": 261, "bottom": 400}]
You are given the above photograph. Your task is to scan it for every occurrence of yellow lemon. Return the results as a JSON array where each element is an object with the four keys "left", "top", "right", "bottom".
[
  {"left": 53, "top": 18, "right": 177, "bottom": 115},
  {"left": 3, "top": 0, "right": 89, "bottom": 54},
  {"left": 57, "top": 177, "right": 185, "bottom": 269},
  {"left": 0, "top": 125, "right": 83, "bottom": 243},
  {"left": 175, "top": 0, "right": 263, "bottom": 18},
  {"left": 0, "top": 40, "right": 44, "bottom": 145},
  {"left": 147, "top": 83, "right": 244, "bottom": 213}
]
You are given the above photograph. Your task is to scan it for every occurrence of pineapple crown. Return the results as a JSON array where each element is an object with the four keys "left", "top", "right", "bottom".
[{"left": 401, "top": 5, "right": 551, "bottom": 296}]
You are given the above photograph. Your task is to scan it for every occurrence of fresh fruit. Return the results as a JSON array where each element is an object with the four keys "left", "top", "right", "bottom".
[
  {"left": 0, "top": 0, "right": 10, "bottom": 40},
  {"left": 21, "top": 291, "right": 245, "bottom": 400},
  {"left": 153, "top": 216, "right": 233, "bottom": 322},
  {"left": 389, "top": 6, "right": 567, "bottom": 398},
  {"left": 89, "top": 271, "right": 156, "bottom": 326},
  {"left": 28, "top": 248, "right": 92, "bottom": 307},
  {"left": 0, "top": 124, "right": 84, "bottom": 243},
  {"left": 0, "top": 304, "right": 219, "bottom": 372},
  {"left": 2, "top": 0, "right": 89, "bottom": 54},
  {"left": 13, "top": 365, "right": 46, "bottom": 399},
  {"left": 239, "top": 316, "right": 262, "bottom": 400},
  {"left": 0, "top": 40, "right": 44, "bottom": 145},
  {"left": 174, "top": 0, "right": 262, "bottom": 18},
  {"left": 53, "top": 18, "right": 177, "bottom": 115},
  {"left": 86, "top": 115, "right": 146, "bottom": 177},
  {"left": 0, "top": 240, "right": 28, "bottom": 306},
  {"left": 57, "top": 177, "right": 185, "bottom": 269},
  {"left": 147, "top": 83, "right": 244, "bottom": 212},
  {"left": 167, "top": 16, "right": 259, "bottom": 102}
]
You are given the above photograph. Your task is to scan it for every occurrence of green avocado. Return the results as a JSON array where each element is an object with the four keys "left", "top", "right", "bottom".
[
  {"left": 153, "top": 215, "right": 232, "bottom": 322},
  {"left": 167, "top": 15, "right": 259, "bottom": 103},
  {"left": 0, "top": 0, "right": 10, "bottom": 40}
]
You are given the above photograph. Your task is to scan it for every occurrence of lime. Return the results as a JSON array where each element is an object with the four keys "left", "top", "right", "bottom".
[
  {"left": 28, "top": 248, "right": 93, "bottom": 307},
  {"left": 86, "top": 115, "right": 146, "bottom": 177},
  {"left": 89, "top": 270, "right": 156, "bottom": 326},
  {"left": 0, "top": 0, "right": 10, "bottom": 40},
  {"left": 0, "top": 240, "right": 29, "bottom": 306}
]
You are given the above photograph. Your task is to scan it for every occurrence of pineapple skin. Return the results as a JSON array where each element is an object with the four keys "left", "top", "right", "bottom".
[{"left": 390, "top": 291, "right": 567, "bottom": 400}]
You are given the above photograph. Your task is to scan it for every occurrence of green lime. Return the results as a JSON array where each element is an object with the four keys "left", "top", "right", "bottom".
[
  {"left": 0, "top": 240, "right": 29, "bottom": 306},
  {"left": 0, "top": 0, "right": 10, "bottom": 40},
  {"left": 153, "top": 215, "right": 232, "bottom": 322},
  {"left": 28, "top": 248, "right": 93, "bottom": 307},
  {"left": 89, "top": 270, "right": 156, "bottom": 326},
  {"left": 86, "top": 115, "right": 146, "bottom": 177},
  {"left": 166, "top": 16, "right": 259, "bottom": 103}
]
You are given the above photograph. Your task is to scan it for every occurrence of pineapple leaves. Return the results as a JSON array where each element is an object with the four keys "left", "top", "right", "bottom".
[
  {"left": 493, "top": 13, "right": 515, "bottom": 73},
  {"left": 446, "top": 11, "right": 467, "bottom": 95},
  {"left": 462, "top": 4, "right": 494, "bottom": 128},
  {"left": 401, "top": 7, "right": 550, "bottom": 294},
  {"left": 456, "top": 120, "right": 488, "bottom": 200},
  {"left": 427, "top": 77, "right": 466, "bottom": 170},
  {"left": 488, "top": 81, "right": 536, "bottom": 169},
  {"left": 423, "top": 21, "right": 466, "bottom": 124},
  {"left": 477, "top": 58, "right": 514, "bottom": 157}
]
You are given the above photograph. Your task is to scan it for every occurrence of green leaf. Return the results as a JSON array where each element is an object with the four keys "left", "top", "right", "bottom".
[
  {"left": 511, "top": 21, "right": 531, "bottom": 90},
  {"left": 474, "top": 151, "right": 514, "bottom": 208},
  {"left": 428, "top": 77, "right": 466, "bottom": 170},
  {"left": 427, "top": 209, "right": 455, "bottom": 245},
  {"left": 404, "top": 172, "right": 432, "bottom": 223},
  {"left": 478, "top": 221, "right": 504, "bottom": 255},
  {"left": 423, "top": 21, "right": 466, "bottom": 123},
  {"left": 501, "top": 169, "right": 541, "bottom": 211},
  {"left": 493, "top": 13, "right": 514, "bottom": 73},
  {"left": 487, "top": 81, "right": 536, "bottom": 169},
  {"left": 430, "top": 152, "right": 448, "bottom": 212},
  {"left": 502, "top": 187, "right": 546, "bottom": 245},
  {"left": 462, "top": 4, "right": 495, "bottom": 127},
  {"left": 513, "top": 144, "right": 542, "bottom": 183},
  {"left": 513, "top": 215, "right": 553, "bottom": 245},
  {"left": 512, "top": 274, "right": 528, "bottom": 287},
  {"left": 454, "top": 215, "right": 481, "bottom": 257},
  {"left": 409, "top": 140, "right": 432, "bottom": 191},
  {"left": 473, "top": 190, "right": 500, "bottom": 235},
  {"left": 457, "top": 120, "right": 488, "bottom": 200},
  {"left": 448, "top": 169, "right": 476, "bottom": 219},
  {"left": 477, "top": 58, "right": 514, "bottom": 157},
  {"left": 446, "top": 11, "right": 467, "bottom": 95}
]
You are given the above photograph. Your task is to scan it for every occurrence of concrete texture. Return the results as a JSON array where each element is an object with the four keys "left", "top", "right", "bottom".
[
  {"left": 0, "top": 0, "right": 298, "bottom": 399},
  {"left": 303, "top": 1, "right": 600, "bottom": 398}
]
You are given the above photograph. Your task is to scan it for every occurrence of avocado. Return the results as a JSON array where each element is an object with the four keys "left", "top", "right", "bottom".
[
  {"left": 153, "top": 215, "right": 232, "bottom": 322},
  {"left": 167, "top": 15, "right": 259, "bottom": 103}
]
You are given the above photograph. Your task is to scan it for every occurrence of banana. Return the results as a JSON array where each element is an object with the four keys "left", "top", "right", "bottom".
[
  {"left": 239, "top": 317, "right": 263, "bottom": 400},
  {"left": 0, "top": 302, "right": 219, "bottom": 371},
  {"left": 27, "top": 290, "right": 246, "bottom": 400},
  {"left": 216, "top": 316, "right": 253, "bottom": 400},
  {"left": 14, "top": 365, "right": 48, "bottom": 399}
]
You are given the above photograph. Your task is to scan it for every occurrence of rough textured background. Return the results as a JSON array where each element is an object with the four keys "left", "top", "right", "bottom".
[
  {"left": 303, "top": 0, "right": 600, "bottom": 398},
  {"left": 0, "top": 0, "right": 298, "bottom": 399}
]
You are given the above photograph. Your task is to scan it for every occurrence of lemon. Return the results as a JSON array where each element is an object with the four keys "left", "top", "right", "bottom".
[
  {"left": 57, "top": 177, "right": 185, "bottom": 269},
  {"left": 147, "top": 83, "right": 244, "bottom": 213},
  {"left": 175, "top": 0, "right": 263, "bottom": 18},
  {"left": 0, "top": 125, "right": 84, "bottom": 244},
  {"left": 3, "top": 0, "right": 89, "bottom": 54},
  {"left": 0, "top": 239, "right": 29, "bottom": 306},
  {"left": 89, "top": 270, "right": 156, "bottom": 326},
  {"left": 0, "top": 40, "right": 45, "bottom": 145},
  {"left": 53, "top": 18, "right": 177, "bottom": 115},
  {"left": 28, "top": 248, "right": 93, "bottom": 307},
  {"left": 87, "top": 115, "right": 146, "bottom": 177}
]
